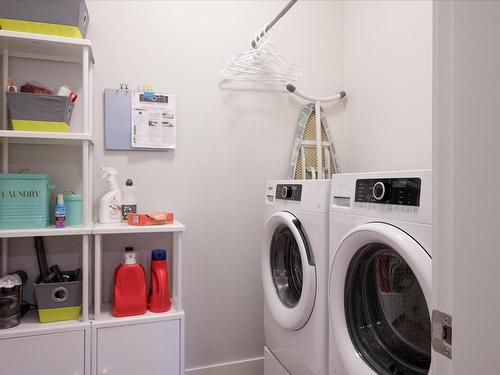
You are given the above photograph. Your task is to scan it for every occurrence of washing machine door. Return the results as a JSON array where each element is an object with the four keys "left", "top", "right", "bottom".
[
  {"left": 262, "top": 211, "right": 316, "bottom": 331},
  {"left": 330, "top": 223, "right": 431, "bottom": 375}
]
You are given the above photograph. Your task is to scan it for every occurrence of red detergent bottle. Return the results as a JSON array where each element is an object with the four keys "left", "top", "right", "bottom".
[
  {"left": 148, "top": 249, "right": 171, "bottom": 313},
  {"left": 112, "top": 247, "right": 147, "bottom": 317}
]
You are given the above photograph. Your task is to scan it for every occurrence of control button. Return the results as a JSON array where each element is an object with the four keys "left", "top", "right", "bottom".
[
  {"left": 373, "top": 182, "right": 386, "bottom": 201},
  {"left": 281, "top": 186, "right": 293, "bottom": 199}
]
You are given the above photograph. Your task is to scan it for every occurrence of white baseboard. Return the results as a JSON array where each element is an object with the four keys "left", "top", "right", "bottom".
[{"left": 186, "top": 356, "right": 264, "bottom": 375}]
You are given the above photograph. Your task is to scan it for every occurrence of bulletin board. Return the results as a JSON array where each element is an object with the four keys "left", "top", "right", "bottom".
[{"left": 104, "top": 89, "right": 176, "bottom": 151}]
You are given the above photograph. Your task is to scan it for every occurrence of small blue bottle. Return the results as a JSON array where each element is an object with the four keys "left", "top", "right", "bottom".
[{"left": 55, "top": 193, "right": 66, "bottom": 228}]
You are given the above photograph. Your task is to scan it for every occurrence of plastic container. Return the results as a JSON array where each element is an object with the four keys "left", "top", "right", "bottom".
[
  {"left": 0, "top": 173, "right": 54, "bottom": 229},
  {"left": 148, "top": 249, "right": 171, "bottom": 313},
  {"left": 121, "top": 179, "right": 137, "bottom": 221},
  {"left": 34, "top": 270, "right": 82, "bottom": 323},
  {"left": 112, "top": 247, "right": 147, "bottom": 317},
  {"left": 0, "top": 0, "right": 89, "bottom": 39},
  {"left": 64, "top": 193, "right": 82, "bottom": 226},
  {"left": 0, "top": 272, "right": 25, "bottom": 329},
  {"left": 7, "top": 92, "right": 74, "bottom": 132}
]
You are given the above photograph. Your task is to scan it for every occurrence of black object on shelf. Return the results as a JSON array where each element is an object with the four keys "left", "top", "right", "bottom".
[{"left": 34, "top": 237, "right": 49, "bottom": 280}]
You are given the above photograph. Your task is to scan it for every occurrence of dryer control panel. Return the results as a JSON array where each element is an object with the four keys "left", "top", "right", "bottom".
[
  {"left": 275, "top": 184, "right": 302, "bottom": 201},
  {"left": 355, "top": 178, "right": 421, "bottom": 206}
]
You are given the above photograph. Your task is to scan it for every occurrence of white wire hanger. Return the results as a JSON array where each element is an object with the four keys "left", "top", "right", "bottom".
[
  {"left": 219, "top": 0, "right": 347, "bottom": 181},
  {"left": 219, "top": 28, "right": 302, "bottom": 85}
]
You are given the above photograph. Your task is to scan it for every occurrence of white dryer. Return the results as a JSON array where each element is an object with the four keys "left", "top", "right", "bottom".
[
  {"left": 263, "top": 180, "right": 330, "bottom": 375},
  {"left": 329, "top": 171, "right": 432, "bottom": 375}
]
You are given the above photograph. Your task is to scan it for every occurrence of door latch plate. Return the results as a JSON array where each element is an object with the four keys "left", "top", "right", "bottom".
[{"left": 432, "top": 309, "right": 452, "bottom": 359}]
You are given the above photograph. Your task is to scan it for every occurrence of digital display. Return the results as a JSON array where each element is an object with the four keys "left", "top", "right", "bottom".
[{"left": 393, "top": 180, "right": 407, "bottom": 188}]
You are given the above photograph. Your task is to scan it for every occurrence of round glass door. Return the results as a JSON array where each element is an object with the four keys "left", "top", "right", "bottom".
[
  {"left": 345, "top": 244, "right": 431, "bottom": 375},
  {"left": 262, "top": 211, "right": 316, "bottom": 330},
  {"left": 270, "top": 223, "right": 303, "bottom": 308},
  {"left": 329, "top": 223, "right": 432, "bottom": 375}
]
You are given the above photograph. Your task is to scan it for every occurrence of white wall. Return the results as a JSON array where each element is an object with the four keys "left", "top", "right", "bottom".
[
  {"left": 85, "top": 1, "right": 344, "bottom": 372},
  {"left": 0, "top": 1, "right": 434, "bottom": 373},
  {"left": 342, "top": 0, "right": 433, "bottom": 173}
]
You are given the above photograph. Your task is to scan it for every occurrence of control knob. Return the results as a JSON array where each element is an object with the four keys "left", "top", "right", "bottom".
[
  {"left": 281, "top": 186, "right": 293, "bottom": 199},
  {"left": 372, "top": 181, "right": 387, "bottom": 201}
]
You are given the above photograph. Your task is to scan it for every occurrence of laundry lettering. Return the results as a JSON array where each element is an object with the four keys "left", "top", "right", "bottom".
[{"left": 0, "top": 190, "right": 40, "bottom": 198}]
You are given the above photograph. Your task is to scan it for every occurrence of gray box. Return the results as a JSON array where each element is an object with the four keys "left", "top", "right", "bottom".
[
  {"left": 0, "top": 0, "right": 89, "bottom": 38},
  {"left": 34, "top": 277, "right": 81, "bottom": 310},
  {"left": 7, "top": 92, "right": 74, "bottom": 129}
]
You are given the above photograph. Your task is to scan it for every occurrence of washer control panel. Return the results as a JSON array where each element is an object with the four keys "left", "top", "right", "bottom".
[
  {"left": 275, "top": 184, "right": 302, "bottom": 201},
  {"left": 355, "top": 178, "right": 421, "bottom": 206}
]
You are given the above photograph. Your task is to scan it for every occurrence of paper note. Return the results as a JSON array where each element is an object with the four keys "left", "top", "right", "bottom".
[{"left": 131, "top": 92, "right": 176, "bottom": 149}]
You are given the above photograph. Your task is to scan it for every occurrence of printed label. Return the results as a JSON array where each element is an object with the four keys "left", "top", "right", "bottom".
[
  {"left": 109, "top": 198, "right": 121, "bottom": 221},
  {"left": 122, "top": 204, "right": 137, "bottom": 221}
]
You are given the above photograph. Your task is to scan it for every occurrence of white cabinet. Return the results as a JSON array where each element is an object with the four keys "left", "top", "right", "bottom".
[
  {"left": 96, "top": 320, "right": 180, "bottom": 375},
  {"left": 0, "top": 330, "right": 85, "bottom": 375}
]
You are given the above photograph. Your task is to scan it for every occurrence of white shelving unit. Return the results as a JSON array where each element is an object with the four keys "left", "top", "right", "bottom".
[
  {"left": 0, "top": 30, "right": 95, "bottom": 64},
  {"left": 0, "top": 309, "right": 91, "bottom": 340},
  {"left": 0, "top": 30, "right": 94, "bottom": 331},
  {"left": 0, "top": 129, "right": 93, "bottom": 145},
  {"left": 92, "top": 222, "right": 185, "bottom": 375},
  {"left": 0, "top": 30, "right": 186, "bottom": 375},
  {"left": 93, "top": 221, "right": 185, "bottom": 318},
  {"left": 0, "top": 225, "right": 93, "bottom": 239}
]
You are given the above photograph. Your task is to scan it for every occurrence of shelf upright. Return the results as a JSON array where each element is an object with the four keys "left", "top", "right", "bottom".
[
  {"left": 1, "top": 47, "right": 8, "bottom": 276},
  {"left": 81, "top": 44, "right": 91, "bottom": 322}
]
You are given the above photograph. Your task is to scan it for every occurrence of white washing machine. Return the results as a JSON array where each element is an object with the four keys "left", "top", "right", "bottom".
[
  {"left": 263, "top": 180, "right": 330, "bottom": 375},
  {"left": 328, "top": 171, "right": 432, "bottom": 375}
]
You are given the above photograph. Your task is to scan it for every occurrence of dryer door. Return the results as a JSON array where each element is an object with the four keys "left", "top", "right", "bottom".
[
  {"left": 262, "top": 211, "right": 316, "bottom": 331},
  {"left": 329, "top": 223, "right": 431, "bottom": 375}
]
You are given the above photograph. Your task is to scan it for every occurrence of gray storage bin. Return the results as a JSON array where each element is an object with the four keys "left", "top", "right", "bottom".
[
  {"left": 0, "top": 0, "right": 89, "bottom": 39},
  {"left": 7, "top": 92, "right": 74, "bottom": 132},
  {"left": 34, "top": 270, "right": 82, "bottom": 323}
]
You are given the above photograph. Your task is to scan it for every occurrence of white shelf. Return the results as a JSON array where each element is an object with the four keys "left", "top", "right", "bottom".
[
  {"left": 93, "top": 221, "right": 186, "bottom": 235},
  {"left": 0, "top": 30, "right": 94, "bottom": 64},
  {"left": 0, "top": 222, "right": 185, "bottom": 238},
  {"left": 0, "top": 130, "right": 93, "bottom": 145},
  {"left": 0, "top": 225, "right": 92, "bottom": 239},
  {"left": 95, "top": 303, "right": 184, "bottom": 328},
  {"left": 0, "top": 309, "right": 88, "bottom": 340}
]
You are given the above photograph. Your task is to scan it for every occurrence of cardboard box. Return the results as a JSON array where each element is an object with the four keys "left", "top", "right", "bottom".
[{"left": 128, "top": 212, "right": 174, "bottom": 226}]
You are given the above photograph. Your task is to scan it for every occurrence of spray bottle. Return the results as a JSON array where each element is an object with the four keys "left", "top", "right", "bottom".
[
  {"left": 54, "top": 193, "right": 66, "bottom": 228},
  {"left": 99, "top": 167, "right": 122, "bottom": 224}
]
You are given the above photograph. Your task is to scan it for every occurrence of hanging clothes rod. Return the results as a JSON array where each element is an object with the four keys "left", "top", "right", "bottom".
[
  {"left": 251, "top": 0, "right": 299, "bottom": 48},
  {"left": 287, "top": 84, "right": 346, "bottom": 103},
  {"left": 247, "top": 0, "right": 347, "bottom": 104}
]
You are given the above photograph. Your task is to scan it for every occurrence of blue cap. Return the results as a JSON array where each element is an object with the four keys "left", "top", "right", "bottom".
[{"left": 151, "top": 249, "right": 167, "bottom": 260}]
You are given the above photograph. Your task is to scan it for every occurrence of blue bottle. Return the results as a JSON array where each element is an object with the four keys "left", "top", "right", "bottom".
[{"left": 55, "top": 193, "right": 66, "bottom": 228}]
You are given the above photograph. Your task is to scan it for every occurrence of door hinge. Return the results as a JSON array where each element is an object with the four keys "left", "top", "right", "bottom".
[{"left": 432, "top": 309, "right": 452, "bottom": 359}]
